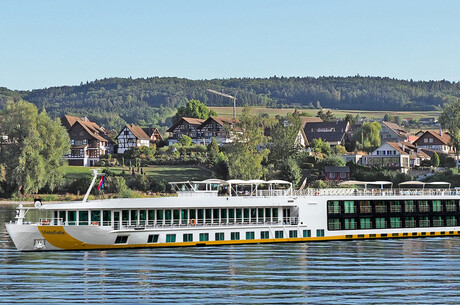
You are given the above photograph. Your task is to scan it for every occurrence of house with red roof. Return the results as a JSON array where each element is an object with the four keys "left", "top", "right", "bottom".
[
  {"left": 413, "top": 130, "right": 453, "bottom": 154},
  {"left": 61, "top": 115, "right": 111, "bottom": 166},
  {"left": 116, "top": 124, "right": 151, "bottom": 154}
]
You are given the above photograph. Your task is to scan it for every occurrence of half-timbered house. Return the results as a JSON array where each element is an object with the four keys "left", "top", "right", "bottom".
[{"left": 116, "top": 124, "right": 150, "bottom": 154}]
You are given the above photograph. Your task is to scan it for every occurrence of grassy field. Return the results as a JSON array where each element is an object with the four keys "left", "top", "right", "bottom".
[
  {"left": 64, "top": 165, "right": 214, "bottom": 182},
  {"left": 209, "top": 106, "right": 441, "bottom": 120}
]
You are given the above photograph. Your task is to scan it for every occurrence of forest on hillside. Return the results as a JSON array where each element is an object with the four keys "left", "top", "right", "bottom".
[{"left": 1, "top": 76, "right": 459, "bottom": 130}]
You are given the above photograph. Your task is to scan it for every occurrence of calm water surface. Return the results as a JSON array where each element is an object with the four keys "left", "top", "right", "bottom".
[{"left": 2, "top": 205, "right": 460, "bottom": 304}]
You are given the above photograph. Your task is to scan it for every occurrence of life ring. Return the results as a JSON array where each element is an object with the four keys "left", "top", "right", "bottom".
[
  {"left": 92, "top": 222, "right": 99, "bottom": 226},
  {"left": 42, "top": 220, "right": 50, "bottom": 225},
  {"left": 190, "top": 219, "right": 196, "bottom": 226}
]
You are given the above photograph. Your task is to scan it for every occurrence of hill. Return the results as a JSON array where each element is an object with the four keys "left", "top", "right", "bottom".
[{"left": 2, "top": 76, "right": 459, "bottom": 130}]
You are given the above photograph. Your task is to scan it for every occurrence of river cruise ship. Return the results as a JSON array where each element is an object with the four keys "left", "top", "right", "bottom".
[{"left": 6, "top": 172, "right": 460, "bottom": 251}]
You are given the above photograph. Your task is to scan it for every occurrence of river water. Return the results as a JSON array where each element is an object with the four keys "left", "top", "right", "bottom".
[{"left": 1, "top": 205, "right": 460, "bottom": 304}]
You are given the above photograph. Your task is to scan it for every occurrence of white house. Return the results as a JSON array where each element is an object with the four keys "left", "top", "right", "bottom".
[
  {"left": 361, "top": 142, "right": 411, "bottom": 173},
  {"left": 117, "top": 124, "right": 150, "bottom": 154}
]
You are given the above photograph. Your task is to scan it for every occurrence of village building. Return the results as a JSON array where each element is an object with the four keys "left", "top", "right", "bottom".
[
  {"left": 380, "top": 121, "right": 408, "bottom": 143},
  {"left": 324, "top": 166, "right": 350, "bottom": 181},
  {"left": 61, "top": 115, "right": 111, "bottom": 166},
  {"left": 303, "top": 120, "right": 350, "bottom": 148},
  {"left": 361, "top": 142, "right": 411, "bottom": 173},
  {"left": 116, "top": 124, "right": 151, "bottom": 154},
  {"left": 142, "top": 127, "right": 163, "bottom": 143},
  {"left": 413, "top": 130, "right": 453, "bottom": 154},
  {"left": 166, "top": 117, "right": 205, "bottom": 145}
]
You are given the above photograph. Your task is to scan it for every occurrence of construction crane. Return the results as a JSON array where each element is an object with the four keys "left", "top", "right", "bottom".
[{"left": 207, "top": 89, "right": 237, "bottom": 119}]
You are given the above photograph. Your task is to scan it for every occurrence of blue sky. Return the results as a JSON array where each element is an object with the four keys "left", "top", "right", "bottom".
[{"left": 1, "top": 0, "right": 459, "bottom": 90}]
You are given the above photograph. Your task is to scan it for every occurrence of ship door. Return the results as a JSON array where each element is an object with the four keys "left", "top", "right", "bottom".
[
  {"left": 283, "top": 208, "right": 291, "bottom": 224},
  {"left": 113, "top": 211, "right": 121, "bottom": 230}
]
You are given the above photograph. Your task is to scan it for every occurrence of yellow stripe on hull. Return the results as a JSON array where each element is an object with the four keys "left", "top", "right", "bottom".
[{"left": 37, "top": 226, "right": 460, "bottom": 251}]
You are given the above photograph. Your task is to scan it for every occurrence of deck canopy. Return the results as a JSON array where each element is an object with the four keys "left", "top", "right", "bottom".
[
  {"left": 398, "top": 181, "right": 451, "bottom": 190},
  {"left": 338, "top": 180, "right": 393, "bottom": 189}
]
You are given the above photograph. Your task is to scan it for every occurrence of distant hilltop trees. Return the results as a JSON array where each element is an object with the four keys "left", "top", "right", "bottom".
[{"left": 0, "top": 76, "right": 459, "bottom": 130}]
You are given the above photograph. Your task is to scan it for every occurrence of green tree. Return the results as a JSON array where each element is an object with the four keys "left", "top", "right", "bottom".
[
  {"left": 316, "top": 109, "right": 335, "bottom": 122},
  {"left": 334, "top": 144, "right": 347, "bottom": 155},
  {"left": 0, "top": 101, "right": 70, "bottom": 195},
  {"left": 310, "top": 138, "right": 332, "bottom": 156},
  {"left": 431, "top": 152, "right": 440, "bottom": 168},
  {"left": 440, "top": 98, "right": 460, "bottom": 167},
  {"left": 268, "top": 113, "right": 302, "bottom": 166},
  {"left": 172, "top": 99, "right": 217, "bottom": 124},
  {"left": 278, "top": 157, "right": 302, "bottom": 185},
  {"left": 353, "top": 121, "right": 381, "bottom": 152},
  {"left": 383, "top": 113, "right": 393, "bottom": 122},
  {"left": 227, "top": 107, "right": 269, "bottom": 179},
  {"left": 178, "top": 135, "right": 192, "bottom": 146},
  {"left": 344, "top": 114, "right": 357, "bottom": 125}
]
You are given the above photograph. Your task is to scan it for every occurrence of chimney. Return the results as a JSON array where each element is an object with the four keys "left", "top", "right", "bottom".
[
  {"left": 84, "top": 116, "right": 88, "bottom": 122},
  {"left": 440, "top": 129, "right": 443, "bottom": 136}
]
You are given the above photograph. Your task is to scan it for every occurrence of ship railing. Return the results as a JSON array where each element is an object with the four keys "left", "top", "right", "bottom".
[
  {"left": 38, "top": 218, "right": 64, "bottom": 225},
  {"left": 296, "top": 188, "right": 458, "bottom": 197}
]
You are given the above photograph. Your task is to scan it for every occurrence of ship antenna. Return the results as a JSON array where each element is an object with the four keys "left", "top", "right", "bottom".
[{"left": 83, "top": 169, "right": 102, "bottom": 203}]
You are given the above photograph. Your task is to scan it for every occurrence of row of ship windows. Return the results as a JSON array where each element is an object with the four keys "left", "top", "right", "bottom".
[
  {"left": 327, "top": 200, "right": 458, "bottom": 214},
  {"left": 54, "top": 207, "right": 280, "bottom": 225},
  {"left": 114, "top": 229, "right": 326, "bottom": 244},
  {"left": 328, "top": 215, "right": 458, "bottom": 230}
]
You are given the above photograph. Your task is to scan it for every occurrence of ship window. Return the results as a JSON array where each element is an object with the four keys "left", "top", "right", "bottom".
[
  {"left": 189, "top": 209, "right": 196, "bottom": 220},
  {"left": 258, "top": 208, "right": 264, "bottom": 220},
  {"left": 328, "top": 219, "right": 340, "bottom": 230},
  {"left": 251, "top": 208, "right": 257, "bottom": 221},
  {"left": 375, "top": 217, "right": 386, "bottom": 229},
  {"left": 115, "top": 235, "right": 128, "bottom": 244},
  {"left": 148, "top": 210, "right": 155, "bottom": 224},
  {"left": 236, "top": 209, "right": 242, "bottom": 222},
  {"left": 433, "top": 216, "right": 443, "bottom": 227},
  {"left": 390, "top": 201, "right": 401, "bottom": 213},
  {"left": 157, "top": 210, "right": 164, "bottom": 221},
  {"left": 198, "top": 209, "right": 204, "bottom": 223},
  {"left": 131, "top": 210, "right": 138, "bottom": 225},
  {"left": 260, "top": 231, "right": 269, "bottom": 239},
  {"left": 103, "top": 210, "right": 111, "bottom": 225},
  {"left": 360, "top": 218, "right": 372, "bottom": 229},
  {"left": 265, "top": 208, "right": 271, "bottom": 220},
  {"left": 303, "top": 230, "right": 311, "bottom": 238},
  {"left": 432, "top": 200, "right": 442, "bottom": 212},
  {"left": 199, "top": 233, "right": 209, "bottom": 241},
  {"left": 213, "top": 209, "right": 219, "bottom": 222},
  {"left": 166, "top": 234, "right": 176, "bottom": 243},
  {"left": 272, "top": 208, "right": 278, "bottom": 222},
  {"left": 344, "top": 201, "right": 355, "bottom": 213},
  {"left": 230, "top": 232, "right": 240, "bottom": 240},
  {"left": 220, "top": 209, "right": 227, "bottom": 221},
  {"left": 183, "top": 233, "right": 193, "bottom": 242},
  {"left": 147, "top": 234, "right": 159, "bottom": 243},
  {"left": 289, "top": 230, "right": 298, "bottom": 238},
  {"left": 68, "top": 211, "right": 76, "bottom": 225},
  {"left": 316, "top": 229, "right": 325, "bottom": 237},
  {"left": 215, "top": 232, "right": 225, "bottom": 241},
  {"left": 275, "top": 231, "right": 284, "bottom": 239},
  {"left": 446, "top": 216, "right": 457, "bottom": 226},
  {"left": 405, "top": 217, "right": 416, "bottom": 228},
  {"left": 229, "top": 209, "right": 235, "bottom": 221},
  {"left": 91, "top": 210, "right": 101, "bottom": 223},
  {"left": 79, "top": 211, "right": 88, "bottom": 225},
  {"left": 246, "top": 232, "right": 255, "bottom": 240},
  {"left": 244, "top": 209, "right": 249, "bottom": 223},
  {"left": 328, "top": 201, "right": 340, "bottom": 214},
  {"left": 419, "top": 216, "right": 430, "bottom": 227},
  {"left": 205, "top": 209, "right": 212, "bottom": 222},
  {"left": 122, "top": 210, "right": 129, "bottom": 223},
  {"left": 59, "top": 211, "right": 66, "bottom": 223},
  {"left": 404, "top": 201, "right": 415, "bottom": 213},
  {"left": 390, "top": 217, "right": 401, "bottom": 228},
  {"left": 165, "top": 210, "right": 172, "bottom": 222},
  {"left": 344, "top": 218, "right": 356, "bottom": 230}
]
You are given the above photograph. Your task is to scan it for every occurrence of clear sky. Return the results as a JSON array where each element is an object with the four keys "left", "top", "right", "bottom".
[{"left": 1, "top": 0, "right": 459, "bottom": 90}]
